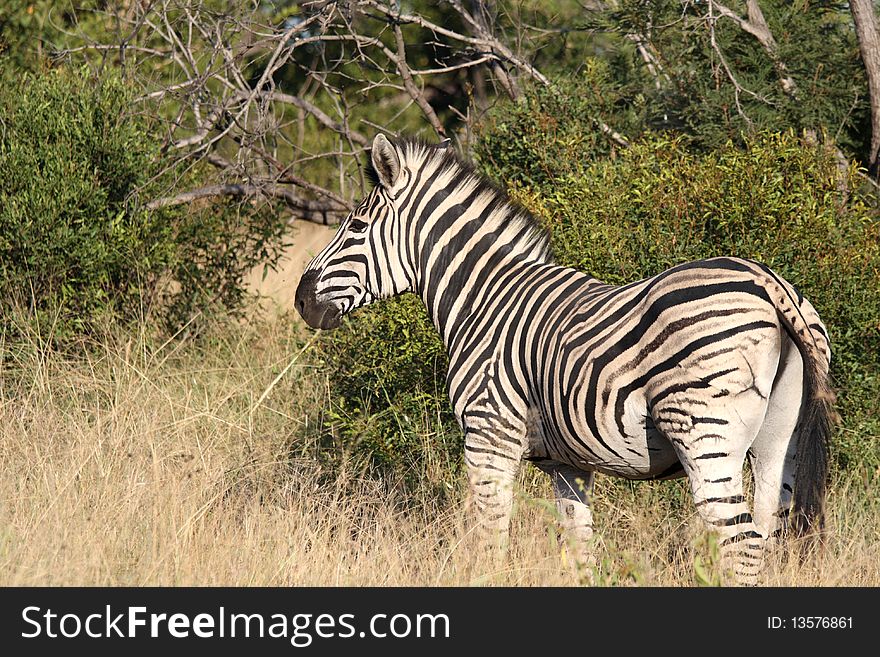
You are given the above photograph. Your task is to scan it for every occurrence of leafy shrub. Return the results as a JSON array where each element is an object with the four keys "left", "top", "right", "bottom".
[
  {"left": 164, "top": 198, "right": 289, "bottom": 330},
  {"left": 473, "top": 63, "right": 640, "bottom": 190},
  {"left": 0, "top": 64, "right": 287, "bottom": 336},
  {"left": 0, "top": 1, "right": 61, "bottom": 78},
  {"left": 316, "top": 294, "right": 460, "bottom": 486}
]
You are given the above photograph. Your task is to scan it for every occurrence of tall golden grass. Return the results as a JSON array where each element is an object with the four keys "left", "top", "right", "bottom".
[{"left": 1, "top": 316, "right": 877, "bottom": 586}]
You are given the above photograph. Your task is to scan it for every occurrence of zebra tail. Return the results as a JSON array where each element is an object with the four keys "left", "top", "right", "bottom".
[{"left": 775, "top": 307, "right": 836, "bottom": 541}]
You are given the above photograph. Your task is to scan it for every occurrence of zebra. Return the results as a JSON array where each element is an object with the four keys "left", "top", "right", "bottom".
[{"left": 295, "top": 134, "right": 835, "bottom": 584}]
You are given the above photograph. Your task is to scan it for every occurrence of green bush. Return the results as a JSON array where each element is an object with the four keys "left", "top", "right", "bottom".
[
  {"left": 473, "top": 63, "right": 640, "bottom": 190},
  {"left": 316, "top": 294, "right": 460, "bottom": 486},
  {"left": 0, "top": 64, "right": 287, "bottom": 336}
]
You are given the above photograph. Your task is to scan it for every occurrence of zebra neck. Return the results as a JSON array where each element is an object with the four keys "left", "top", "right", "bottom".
[
  {"left": 414, "top": 229, "right": 548, "bottom": 345},
  {"left": 400, "top": 165, "right": 550, "bottom": 343}
]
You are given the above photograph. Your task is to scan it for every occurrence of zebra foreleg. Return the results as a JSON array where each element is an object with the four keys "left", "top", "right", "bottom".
[
  {"left": 463, "top": 425, "right": 526, "bottom": 556},
  {"left": 535, "top": 462, "right": 596, "bottom": 569}
]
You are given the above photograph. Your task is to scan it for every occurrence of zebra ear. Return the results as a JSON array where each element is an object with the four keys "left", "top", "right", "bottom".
[{"left": 371, "top": 134, "right": 401, "bottom": 189}]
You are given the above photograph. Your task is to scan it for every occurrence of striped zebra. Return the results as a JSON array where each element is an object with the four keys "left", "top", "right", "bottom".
[{"left": 295, "top": 134, "right": 835, "bottom": 584}]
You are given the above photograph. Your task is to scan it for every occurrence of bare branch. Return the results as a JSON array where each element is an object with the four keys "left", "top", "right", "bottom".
[
  {"left": 711, "top": 0, "right": 798, "bottom": 99},
  {"left": 391, "top": 23, "right": 447, "bottom": 137},
  {"left": 64, "top": 0, "right": 632, "bottom": 228},
  {"left": 625, "top": 33, "right": 670, "bottom": 90},
  {"left": 851, "top": 0, "right": 880, "bottom": 176},
  {"left": 146, "top": 184, "right": 346, "bottom": 225},
  {"left": 233, "top": 90, "right": 369, "bottom": 146},
  {"left": 708, "top": 1, "right": 756, "bottom": 126},
  {"left": 409, "top": 55, "right": 495, "bottom": 76}
]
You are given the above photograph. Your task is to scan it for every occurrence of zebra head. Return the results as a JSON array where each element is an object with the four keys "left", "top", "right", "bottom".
[{"left": 295, "top": 134, "right": 416, "bottom": 329}]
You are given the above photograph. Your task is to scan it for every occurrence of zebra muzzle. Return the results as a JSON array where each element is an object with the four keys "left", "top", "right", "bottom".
[{"left": 295, "top": 271, "right": 343, "bottom": 330}]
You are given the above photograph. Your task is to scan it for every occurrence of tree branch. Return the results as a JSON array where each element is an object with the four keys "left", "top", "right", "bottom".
[
  {"left": 146, "top": 184, "right": 347, "bottom": 224},
  {"left": 233, "top": 90, "right": 369, "bottom": 146},
  {"left": 391, "top": 23, "right": 447, "bottom": 137},
  {"left": 711, "top": 0, "right": 798, "bottom": 99},
  {"left": 851, "top": 0, "right": 880, "bottom": 177}
]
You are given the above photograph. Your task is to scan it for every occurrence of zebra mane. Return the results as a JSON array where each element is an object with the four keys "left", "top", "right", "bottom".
[{"left": 369, "top": 135, "right": 553, "bottom": 263}]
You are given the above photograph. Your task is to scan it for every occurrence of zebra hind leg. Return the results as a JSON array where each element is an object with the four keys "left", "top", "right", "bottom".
[
  {"left": 654, "top": 400, "right": 770, "bottom": 585},
  {"left": 748, "top": 338, "right": 803, "bottom": 552}
]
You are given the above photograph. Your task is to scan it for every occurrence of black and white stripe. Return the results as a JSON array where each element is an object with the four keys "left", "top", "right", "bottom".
[{"left": 295, "top": 134, "right": 834, "bottom": 584}]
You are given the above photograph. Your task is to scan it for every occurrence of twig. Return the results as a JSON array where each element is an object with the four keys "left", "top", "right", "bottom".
[{"left": 711, "top": 0, "right": 798, "bottom": 99}]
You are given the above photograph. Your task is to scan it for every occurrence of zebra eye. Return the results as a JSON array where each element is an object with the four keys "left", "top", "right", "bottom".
[{"left": 349, "top": 219, "right": 368, "bottom": 233}]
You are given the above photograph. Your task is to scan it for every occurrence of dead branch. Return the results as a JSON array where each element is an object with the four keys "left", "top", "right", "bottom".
[
  {"left": 146, "top": 184, "right": 347, "bottom": 224},
  {"left": 710, "top": 0, "right": 798, "bottom": 100},
  {"left": 63, "top": 0, "right": 631, "bottom": 226},
  {"left": 233, "top": 90, "right": 370, "bottom": 146},
  {"left": 851, "top": 0, "right": 880, "bottom": 177},
  {"left": 391, "top": 23, "right": 447, "bottom": 137}
]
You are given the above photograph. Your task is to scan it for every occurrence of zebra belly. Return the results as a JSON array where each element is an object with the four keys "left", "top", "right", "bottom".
[{"left": 529, "top": 397, "right": 682, "bottom": 480}]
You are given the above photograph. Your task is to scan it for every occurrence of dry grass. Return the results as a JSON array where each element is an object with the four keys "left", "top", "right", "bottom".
[{"left": 1, "top": 316, "right": 877, "bottom": 586}]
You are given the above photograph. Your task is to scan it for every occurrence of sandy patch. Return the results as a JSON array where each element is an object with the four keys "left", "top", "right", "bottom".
[{"left": 245, "top": 218, "right": 336, "bottom": 317}]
